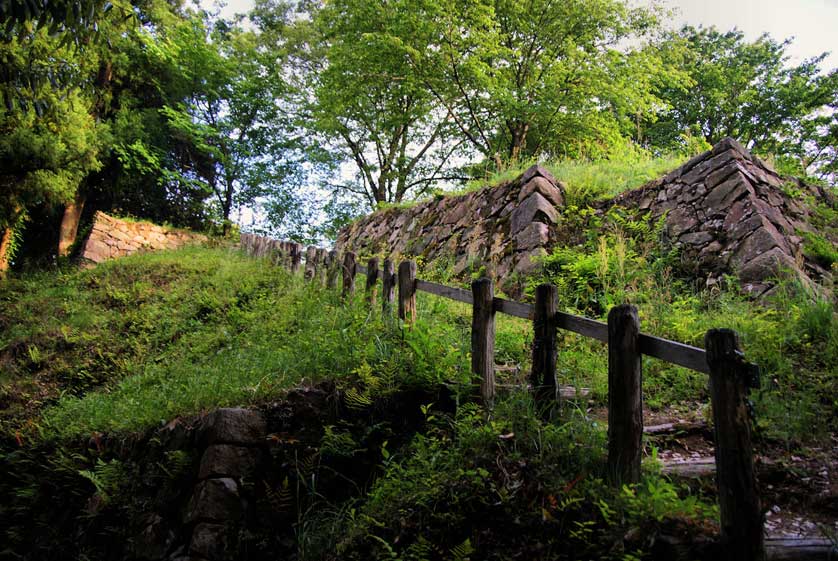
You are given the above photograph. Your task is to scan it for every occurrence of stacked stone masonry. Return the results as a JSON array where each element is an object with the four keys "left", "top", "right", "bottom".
[
  {"left": 178, "top": 408, "right": 267, "bottom": 561},
  {"left": 81, "top": 211, "right": 208, "bottom": 264},
  {"left": 336, "top": 138, "right": 834, "bottom": 298}
]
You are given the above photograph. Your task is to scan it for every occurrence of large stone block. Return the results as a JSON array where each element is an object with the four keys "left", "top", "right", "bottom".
[
  {"left": 185, "top": 478, "right": 241, "bottom": 524},
  {"left": 190, "top": 522, "right": 236, "bottom": 561},
  {"left": 199, "top": 408, "right": 266, "bottom": 446},
  {"left": 737, "top": 246, "right": 798, "bottom": 282},
  {"left": 514, "top": 222, "right": 549, "bottom": 250},
  {"left": 517, "top": 176, "right": 565, "bottom": 208},
  {"left": 510, "top": 192, "right": 558, "bottom": 235},
  {"left": 730, "top": 219, "right": 791, "bottom": 270},
  {"left": 198, "top": 445, "right": 263, "bottom": 481},
  {"left": 519, "top": 164, "right": 557, "bottom": 185}
]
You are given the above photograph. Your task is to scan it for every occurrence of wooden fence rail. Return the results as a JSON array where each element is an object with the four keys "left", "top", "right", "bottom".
[{"left": 239, "top": 234, "right": 766, "bottom": 561}]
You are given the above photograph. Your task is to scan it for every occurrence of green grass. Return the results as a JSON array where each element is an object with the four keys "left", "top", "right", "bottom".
[
  {"left": 457, "top": 149, "right": 688, "bottom": 206},
  {"left": 0, "top": 246, "right": 532, "bottom": 440}
]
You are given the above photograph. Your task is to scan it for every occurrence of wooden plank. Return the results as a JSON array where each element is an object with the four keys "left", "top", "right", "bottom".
[
  {"left": 493, "top": 297, "right": 533, "bottom": 319},
  {"left": 607, "top": 304, "right": 643, "bottom": 485},
  {"left": 661, "top": 458, "right": 716, "bottom": 478},
  {"left": 290, "top": 243, "right": 302, "bottom": 274},
  {"left": 382, "top": 259, "right": 395, "bottom": 315},
  {"left": 639, "top": 334, "right": 709, "bottom": 374},
  {"left": 706, "top": 328, "right": 764, "bottom": 561},
  {"left": 304, "top": 246, "right": 317, "bottom": 281},
  {"left": 366, "top": 257, "right": 379, "bottom": 306},
  {"left": 415, "top": 279, "right": 473, "bottom": 305},
  {"left": 326, "top": 250, "right": 339, "bottom": 289},
  {"left": 398, "top": 260, "right": 417, "bottom": 322},
  {"left": 556, "top": 311, "right": 608, "bottom": 342},
  {"left": 531, "top": 284, "right": 558, "bottom": 406},
  {"left": 316, "top": 248, "right": 328, "bottom": 285},
  {"left": 644, "top": 421, "right": 708, "bottom": 435},
  {"left": 342, "top": 251, "right": 357, "bottom": 299},
  {"left": 765, "top": 538, "right": 836, "bottom": 561},
  {"left": 472, "top": 278, "right": 495, "bottom": 406}
]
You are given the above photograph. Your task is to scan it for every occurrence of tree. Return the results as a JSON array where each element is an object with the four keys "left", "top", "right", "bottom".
[
  {"left": 300, "top": 0, "right": 465, "bottom": 208},
  {"left": 646, "top": 25, "right": 838, "bottom": 170},
  {"left": 155, "top": 12, "right": 305, "bottom": 234},
  {"left": 0, "top": 28, "right": 104, "bottom": 274},
  {"left": 409, "top": 0, "right": 666, "bottom": 167}
]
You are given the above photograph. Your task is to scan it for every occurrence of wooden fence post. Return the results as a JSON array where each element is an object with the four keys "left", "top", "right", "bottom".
[
  {"left": 282, "top": 242, "right": 292, "bottom": 269},
  {"left": 291, "top": 243, "right": 302, "bottom": 274},
  {"left": 607, "top": 304, "right": 643, "bottom": 485},
  {"left": 382, "top": 258, "right": 395, "bottom": 316},
  {"left": 472, "top": 277, "right": 495, "bottom": 406},
  {"left": 366, "top": 257, "right": 380, "bottom": 306},
  {"left": 706, "top": 328, "right": 764, "bottom": 561},
  {"left": 342, "top": 251, "right": 357, "bottom": 299},
  {"left": 304, "top": 246, "right": 318, "bottom": 281},
  {"left": 531, "top": 283, "right": 558, "bottom": 407},
  {"left": 326, "top": 250, "right": 339, "bottom": 289},
  {"left": 397, "top": 260, "right": 416, "bottom": 322},
  {"left": 316, "top": 248, "right": 328, "bottom": 285}
]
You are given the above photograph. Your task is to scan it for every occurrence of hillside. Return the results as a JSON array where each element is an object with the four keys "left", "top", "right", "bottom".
[{"left": 1, "top": 242, "right": 836, "bottom": 560}]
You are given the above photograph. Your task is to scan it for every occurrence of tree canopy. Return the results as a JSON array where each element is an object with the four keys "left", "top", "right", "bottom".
[{"left": 1, "top": 0, "right": 837, "bottom": 273}]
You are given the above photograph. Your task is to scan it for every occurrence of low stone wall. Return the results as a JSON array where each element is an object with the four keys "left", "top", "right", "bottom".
[
  {"left": 609, "top": 138, "right": 832, "bottom": 295},
  {"left": 337, "top": 138, "right": 834, "bottom": 297},
  {"left": 336, "top": 165, "right": 565, "bottom": 289},
  {"left": 81, "top": 212, "right": 208, "bottom": 264}
]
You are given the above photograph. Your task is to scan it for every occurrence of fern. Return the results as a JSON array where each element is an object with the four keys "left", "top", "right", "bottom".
[
  {"left": 263, "top": 477, "right": 293, "bottom": 512},
  {"left": 450, "top": 538, "right": 475, "bottom": 561},
  {"left": 345, "top": 387, "right": 372, "bottom": 410}
]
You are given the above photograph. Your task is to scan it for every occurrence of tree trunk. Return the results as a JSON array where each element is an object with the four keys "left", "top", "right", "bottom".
[
  {"left": 0, "top": 225, "right": 14, "bottom": 278},
  {"left": 509, "top": 122, "right": 530, "bottom": 163},
  {"left": 58, "top": 191, "right": 86, "bottom": 257}
]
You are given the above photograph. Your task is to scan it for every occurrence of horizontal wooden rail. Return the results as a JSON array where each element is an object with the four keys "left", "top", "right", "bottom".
[
  {"left": 416, "top": 279, "right": 473, "bottom": 305},
  {"left": 242, "top": 240, "right": 762, "bottom": 558},
  {"left": 639, "top": 334, "right": 709, "bottom": 374}
]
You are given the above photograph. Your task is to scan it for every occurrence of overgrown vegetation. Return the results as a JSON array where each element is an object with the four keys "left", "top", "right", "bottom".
[{"left": 1, "top": 238, "right": 836, "bottom": 559}]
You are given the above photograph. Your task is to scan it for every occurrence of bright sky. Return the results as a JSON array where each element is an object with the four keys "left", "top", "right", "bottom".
[
  {"left": 663, "top": 0, "right": 838, "bottom": 69},
  {"left": 213, "top": 0, "right": 838, "bottom": 71}
]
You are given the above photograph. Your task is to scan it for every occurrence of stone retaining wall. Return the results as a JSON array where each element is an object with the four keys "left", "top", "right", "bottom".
[
  {"left": 337, "top": 138, "right": 834, "bottom": 297},
  {"left": 81, "top": 212, "right": 208, "bottom": 264}
]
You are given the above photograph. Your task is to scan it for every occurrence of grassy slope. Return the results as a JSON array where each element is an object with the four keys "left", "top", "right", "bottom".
[
  {"left": 1, "top": 239, "right": 836, "bottom": 558},
  {"left": 0, "top": 246, "right": 531, "bottom": 440}
]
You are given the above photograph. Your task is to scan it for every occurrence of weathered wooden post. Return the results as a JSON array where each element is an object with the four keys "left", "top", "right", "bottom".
[
  {"left": 316, "top": 248, "right": 328, "bottom": 285},
  {"left": 397, "top": 260, "right": 416, "bottom": 323},
  {"left": 607, "top": 304, "right": 643, "bottom": 485},
  {"left": 382, "top": 258, "right": 395, "bottom": 316},
  {"left": 271, "top": 240, "right": 282, "bottom": 265},
  {"left": 282, "top": 242, "right": 292, "bottom": 269},
  {"left": 326, "top": 250, "right": 339, "bottom": 289},
  {"left": 706, "top": 328, "right": 764, "bottom": 561},
  {"left": 366, "top": 257, "right": 380, "bottom": 306},
  {"left": 304, "top": 246, "right": 318, "bottom": 281},
  {"left": 342, "top": 251, "right": 357, "bottom": 299},
  {"left": 471, "top": 277, "right": 495, "bottom": 406},
  {"left": 531, "top": 283, "right": 558, "bottom": 407},
  {"left": 291, "top": 243, "right": 303, "bottom": 274}
]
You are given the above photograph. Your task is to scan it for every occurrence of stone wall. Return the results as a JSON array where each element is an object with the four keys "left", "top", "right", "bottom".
[
  {"left": 608, "top": 138, "right": 833, "bottom": 295},
  {"left": 81, "top": 212, "right": 208, "bottom": 264},
  {"left": 337, "top": 138, "right": 834, "bottom": 297},
  {"left": 336, "top": 165, "right": 566, "bottom": 291}
]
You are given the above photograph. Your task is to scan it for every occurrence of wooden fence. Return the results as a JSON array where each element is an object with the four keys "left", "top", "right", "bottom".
[{"left": 239, "top": 234, "right": 767, "bottom": 560}]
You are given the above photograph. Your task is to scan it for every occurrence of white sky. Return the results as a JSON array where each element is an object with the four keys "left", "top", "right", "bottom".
[{"left": 663, "top": 0, "right": 838, "bottom": 69}]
